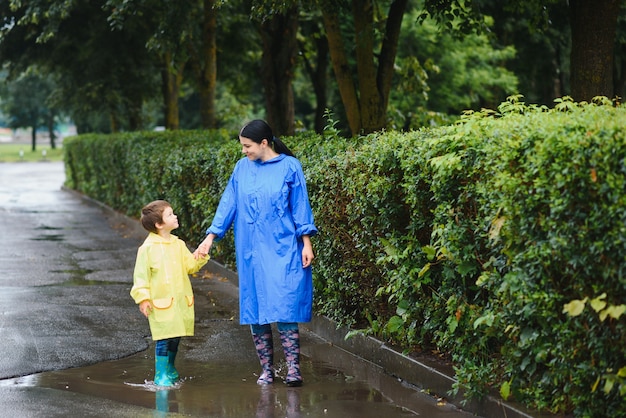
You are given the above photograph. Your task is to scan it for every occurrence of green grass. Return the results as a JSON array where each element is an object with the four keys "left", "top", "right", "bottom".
[{"left": 0, "top": 143, "right": 64, "bottom": 162}]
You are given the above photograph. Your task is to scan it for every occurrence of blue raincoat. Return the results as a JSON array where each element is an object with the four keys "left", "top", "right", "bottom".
[{"left": 207, "top": 154, "right": 317, "bottom": 325}]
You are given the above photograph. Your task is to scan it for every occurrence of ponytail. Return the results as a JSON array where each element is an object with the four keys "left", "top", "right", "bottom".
[{"left": 271, "top": 136, "right": 294, "bottom": 157}]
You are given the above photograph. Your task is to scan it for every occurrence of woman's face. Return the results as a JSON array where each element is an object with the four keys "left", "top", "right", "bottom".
[{"left": 240, "top": 136, "right": 266, "bottom": 161}]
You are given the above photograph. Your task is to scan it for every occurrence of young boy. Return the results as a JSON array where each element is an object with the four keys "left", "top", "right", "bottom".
[{"left": 131, "top": 200, "right": 209, "bottom": 386}]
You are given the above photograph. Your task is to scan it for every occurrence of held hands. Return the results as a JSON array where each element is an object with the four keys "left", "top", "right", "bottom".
[{"left": 193, "top": 233, "right": 215, "bottom": 259}]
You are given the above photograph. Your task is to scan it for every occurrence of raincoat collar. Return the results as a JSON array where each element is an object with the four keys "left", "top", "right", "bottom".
[
  {"left": 145, "top": 232, "right": 177, "bottom": 244},
  {"left": 255, "top": 153, "right": 286, "bottom": 165}
]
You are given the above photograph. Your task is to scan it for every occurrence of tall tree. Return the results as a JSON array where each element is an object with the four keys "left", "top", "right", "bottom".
[
  {"left": 249, "top": 1, "right": 300, "bottom": 136},
  {"left": 192, "top": 0, "right": 219, "bottom": 129},
  {"left": 107, "top": 0, "right": 221, "bottom": 130},
  {"left": 0, "top": 69, "right": 60, "bottom": 151},
  {"left": 318, "top": 0, "right": 409, "bottom": 136},
  {"left": 298, "top": 13, "right": 331, "bottom": 133},
  {"left": 108, "top": 0, "right": 185, "bottom": 130},
  {"left": 258, "top": 6, "right": 299, "bottom": 136},
  {"left": 0, "top": 0, "right": 159, "bottom": 132},
  {"left": 422, "top": 0, "right": 624, "bottom": 102},
  {"left": 569, "top": 0, "right": 620, "bottom": 101}
]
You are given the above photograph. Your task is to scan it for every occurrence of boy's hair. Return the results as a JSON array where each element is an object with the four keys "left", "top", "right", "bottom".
[{"left": 141, "top": 200, "right": 171, "bottom": 234}]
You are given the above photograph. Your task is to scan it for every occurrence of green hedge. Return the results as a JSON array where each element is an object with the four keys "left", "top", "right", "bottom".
[{"left": 64, "top": 98, "right": 626, "bottom": 416}]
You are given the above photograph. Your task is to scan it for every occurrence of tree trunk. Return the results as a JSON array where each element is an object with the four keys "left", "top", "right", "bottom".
[
  {"left": 161, "top": 51, "right": 184, "bottom": 130},
  {"left": 569, "top": 0, "right": 619, "bottom": 101},
  {"left": 110, "top": 112, "right": 119, "bottom": 133},
  {"left": 258, "top": 6, "right": 298, "bottom": 137},
  {"left": 353, "top": 0, "right": 384, "bottom": 134},
  {"left": 321, "top": 5, "right": 361, "bottom": 136},
  {"left": 47, "top": 113, "right": 56, "bottom": 149},
  {"left": 197, "top": 0, "right": 217, "bottom": 129},
  {"left": 378, "top": 0, "right": 408, "bottom": 112},
  {"left": 31, "top": 124, "right": 36, "bottom": 152},
  {"left": 614, "top": 43, "right": 626, "bottom": 100},
  {"left": 321, "top": 0, "right": 407, "bottom": 136}
]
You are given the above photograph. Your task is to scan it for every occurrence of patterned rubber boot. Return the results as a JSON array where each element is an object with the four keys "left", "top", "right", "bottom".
[
  {"left": 279, "top": 329, "right": 303, "bottom": 387},
  {"left": 167, "top": 350, "right": 179, "bottom": 382},
  {"left": 252, "top": 332, "right": 274, "bottom": 385},
  {"left": 154, "top": 355, "right": 175, "bottom": 387}
]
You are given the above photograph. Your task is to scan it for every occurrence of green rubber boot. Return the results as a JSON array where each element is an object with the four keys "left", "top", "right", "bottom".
[
  {"left": 154, "top": 355, "right": 175, "bottom": 387},
  {"left": 167, "top": 350, "right": 179, "bottom": 381}
]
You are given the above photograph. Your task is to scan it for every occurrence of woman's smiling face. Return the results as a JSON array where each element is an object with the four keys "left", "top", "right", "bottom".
[{"left": 240, "top": 136, "right": 267, "bottom": 161}]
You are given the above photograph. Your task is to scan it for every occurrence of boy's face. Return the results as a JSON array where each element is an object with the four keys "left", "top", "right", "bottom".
[{"left": 158, "top": 206, "right": 179, "bottom": 232}]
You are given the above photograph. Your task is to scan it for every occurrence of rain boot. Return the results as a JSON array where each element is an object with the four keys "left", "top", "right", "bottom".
[
  {"left": 279, "top": 329, "right": 303, "bottom": 387},
  {"left": 154, "top": 355, "right": 175, "bottom": 387},
  {"left": 252, "top": 332, "right": 274, "bottom": 385},
  {"left": 167, "top": 350, "right": 179, "bottom": 382}
]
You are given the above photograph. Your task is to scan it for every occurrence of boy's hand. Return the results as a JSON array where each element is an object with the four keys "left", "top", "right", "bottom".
[
  {"left": 192, "top": 248, "right": 207, "bottom": 259},
  {"left": 139, "top": 300, "right": 152, "bottom": 318}
]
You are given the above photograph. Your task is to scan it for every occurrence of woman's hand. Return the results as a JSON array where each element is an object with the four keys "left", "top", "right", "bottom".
[
  {"left": 194, "top": 233, "right": 215, "bottom": 259},
  {"left": 301, "top": 235, "right": 314, "bottom": 268}
]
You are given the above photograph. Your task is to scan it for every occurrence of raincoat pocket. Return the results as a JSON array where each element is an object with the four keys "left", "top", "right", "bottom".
[
  {"left": 151, "top": 297, "right": 175, "bottom": 323},
  {"left": 185, "top": 295, "right": 194, "bottom": 307},
  {"left": 152, "top": 297, "right": 174, "bottom": 310}
]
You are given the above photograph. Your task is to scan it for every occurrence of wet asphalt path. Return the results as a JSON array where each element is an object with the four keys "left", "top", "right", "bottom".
[
  {"left": 0, "top": 162, "right": 148, "bottom": 378},
  {"left": 0, "top": 162, "right": 475, "bottom": 417}
]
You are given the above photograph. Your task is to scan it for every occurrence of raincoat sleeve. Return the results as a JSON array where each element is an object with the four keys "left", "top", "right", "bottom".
[
  {"left": 130, "top": 245, "right": 152, "bottom": 304},
  {"left": 289, "top": 159, "right": 318, "bottom": 238},
  {"left": 206, "top": 166, "right": 239, "bottom": 240}
]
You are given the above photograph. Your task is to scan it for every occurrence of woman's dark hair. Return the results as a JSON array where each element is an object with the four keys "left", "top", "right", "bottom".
[{"left": 239, "top": 119, "right": 294, "bottom": 157}]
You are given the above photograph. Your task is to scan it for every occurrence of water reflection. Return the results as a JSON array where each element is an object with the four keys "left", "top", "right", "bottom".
[
  {"left": 285, "top": 388, "right": 302, "bottom": 418},
  {"left": 155, "top": 389, "right": 170, "bottom": 414},
  {"left": 155, "top": 389, "right": 175, "bottom": 415},
  {"left": 255, "top": 387, "right": 274, "bottom": 418},
  {"left": 1, "top": 345, "right": 470, "bottom": 417},
  {"left": 254, "top": 387, "right": 301, "bottom": 418}
]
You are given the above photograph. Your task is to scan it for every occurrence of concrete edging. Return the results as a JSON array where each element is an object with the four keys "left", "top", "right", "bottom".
[{"left": 304, "top": 316, "right": 545, "bottom": 418}]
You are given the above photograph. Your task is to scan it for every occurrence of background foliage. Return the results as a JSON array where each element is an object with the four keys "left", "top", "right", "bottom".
[
  {"left": 8, "top": 0, "right": 616, "bottom": 136},
  {"left": 64, "top": 97, "right": 626, "bottom": 416}
]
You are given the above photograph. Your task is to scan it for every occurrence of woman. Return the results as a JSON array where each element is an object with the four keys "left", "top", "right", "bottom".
[{"left": 195, "top": 119, "right": 317, "bottom": 387}]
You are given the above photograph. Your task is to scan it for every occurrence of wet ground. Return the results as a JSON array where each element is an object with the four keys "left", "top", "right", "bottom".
[{"left": 0, "top": 162, "right": 476, "bottom": 417}]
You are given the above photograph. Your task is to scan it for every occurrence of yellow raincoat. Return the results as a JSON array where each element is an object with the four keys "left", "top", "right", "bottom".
[{"left": 131, "top": 233, "right": 209, "bottom": 340}]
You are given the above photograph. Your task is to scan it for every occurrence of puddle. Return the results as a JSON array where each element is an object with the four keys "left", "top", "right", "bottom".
[
  {"left": 55, "top": 278, "right": 123, "bottom": 286},
  {"left": 30, "top": 234, "right": 65, "bottom": 241},
  {"left": 46, "top": 268, "right": 119, "bottom": 286},
  {"left": 0, "top": 349, "right": 455, "bottom": 417},
  {"left": 49, "top": 268, "right": 94, "bottom": 276}
]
